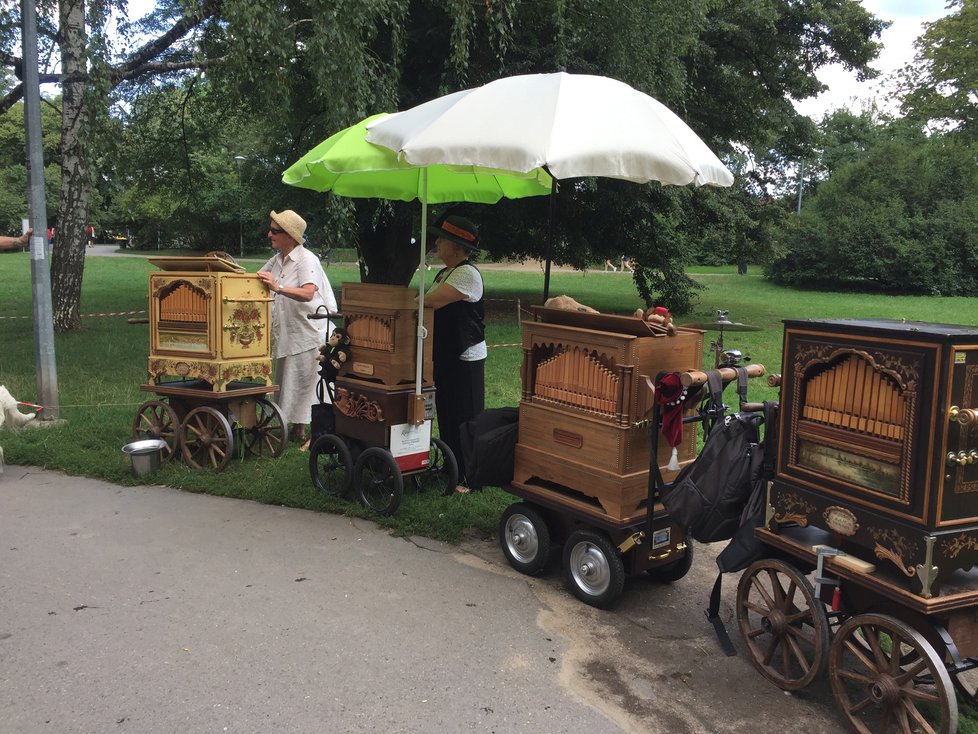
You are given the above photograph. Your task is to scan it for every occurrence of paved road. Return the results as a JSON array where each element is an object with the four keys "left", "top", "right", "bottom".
[{"left": 0, "top": 466, "right": 846, "bottom": 733}]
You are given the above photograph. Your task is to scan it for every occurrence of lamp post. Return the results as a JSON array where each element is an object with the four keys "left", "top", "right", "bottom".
[{"left": 234, "top": 155, "right": 246, "bottom": 256}]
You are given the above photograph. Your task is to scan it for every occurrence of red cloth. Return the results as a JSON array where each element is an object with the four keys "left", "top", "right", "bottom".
[{"left": 655, "top": 372, "right": 687, "bottom": 448}]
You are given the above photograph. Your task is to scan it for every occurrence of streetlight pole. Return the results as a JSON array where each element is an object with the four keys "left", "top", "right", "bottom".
[{"left": 234, "top": 155, "right": 245, "bottom": 256}]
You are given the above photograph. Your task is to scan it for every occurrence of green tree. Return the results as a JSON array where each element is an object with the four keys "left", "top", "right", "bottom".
[
  {"left": 899, "top": 0, "right": 978, "bottom": 139},
  {"left": 767, "top": 124, "right": 978, "bottom": 295}
]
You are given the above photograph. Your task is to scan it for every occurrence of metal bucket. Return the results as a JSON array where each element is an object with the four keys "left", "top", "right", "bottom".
[{"left": 121, "top": 439, "right": 167, "bottom": 477}]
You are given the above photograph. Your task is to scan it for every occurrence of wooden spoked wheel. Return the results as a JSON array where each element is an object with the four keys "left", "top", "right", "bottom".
[
  {"left": 735, "top": 559, "right": 830, "bottom": 690},
  {"left": 828, "top": 613, "right": 957, "bottom": 734},
  {"left": 242, "top": 398, "right": 286, "bottom": 458},
  {"left": 131, "top": 400, "right": 180, "bottom": 460},
  {"left": 180, "top": 406, "right": 234, "bottom": 471}
]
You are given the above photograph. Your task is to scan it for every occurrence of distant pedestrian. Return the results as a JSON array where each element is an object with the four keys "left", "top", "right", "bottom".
[
  {"left": 86, "top": 224, "right": 94, "bottom": 248},
  {"left": 621, "top": 255, "right": 635, "bottom": 272},
  {"left": 603, "top": 258, "right": 617, "bottom": 272}
]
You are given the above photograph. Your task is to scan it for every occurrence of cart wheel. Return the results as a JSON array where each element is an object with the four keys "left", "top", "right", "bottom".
[
  {"left": 645, "top": 541, "right": 694, "bottom": 583},
  {"left": 309, "top": 434, "right": 353, "bottom": 498},
  {"left": 499, "top": 503, "right": 551, "bottom": 576},
  {"left": 242, "top": 398, "right": 287, "bottom": 458},
  {"left": 180, "top": 406, "right": 234, "bottom": 471},
  {"left": 951, "top": 661, "right": 978, "bottom": 709},
  {"left": 131, "top": 400, "right": 180, "bottom": 460},
  {"left": 735, "top": 559, "right": 829, "bottom": 690},
  {"left": 829, "top": 613, "right": 957, "bottom": 734},
  {"left": 354, "top": 447, "right": 403, "bottom": 516},
  {"left": 562, "top": 530, "right": 625, "bottom": 609},
  {"left": 413, "top": 437, "right": 459, "bottom": 495}
]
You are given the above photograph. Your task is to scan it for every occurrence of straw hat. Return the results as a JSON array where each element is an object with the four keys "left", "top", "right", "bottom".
[{"left": 270, "top": 209, "right": 307, "bottom": 245}]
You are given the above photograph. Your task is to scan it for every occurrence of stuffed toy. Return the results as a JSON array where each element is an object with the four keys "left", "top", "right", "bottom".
[
  {"left": 544, "top": 295, "right": 599, "bottom": 313},
  {"left": 633, "top": 305, "right": 677, "bottom": 336},
  {"left": 317, "top": 327, "right": 352, "bottom": 383}
]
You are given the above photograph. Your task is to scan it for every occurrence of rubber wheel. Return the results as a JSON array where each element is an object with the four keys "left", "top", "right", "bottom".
[
  {"left": 242, "top": 398, "right": 287, "bottom": 458},
  {"left": 131, "top": 399, "right": 180, "bottom": 460},
  {"left": 308, "top": 434, "right": 353, "bottom": 498},
  {"left": 412, "top": 437, "right": 459, "bottom": 495},
  {"left": 499, "top": 503, "right": 551, "bottom": 576},
  {"left": 354, "top": 447, "right": 403, "bottom": 515},
  {"left": 735, "top": 558, "right": 830, "bottom": 690},
  {"left": 829, "top": 613, "right": 957, "bottom": 734},
  {"left": 645, "top": 541, "right": 694, "bottom": 583},
  {"left": 562, "top": 529, "right": 625, "bottom": 609},
  {"left": 180, "top": 406, "right": 234, "bottom": 471}
]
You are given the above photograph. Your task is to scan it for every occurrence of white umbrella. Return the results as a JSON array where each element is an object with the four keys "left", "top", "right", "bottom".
[{"left": 365, "top": 72, "right": 734, "bottom": 298}]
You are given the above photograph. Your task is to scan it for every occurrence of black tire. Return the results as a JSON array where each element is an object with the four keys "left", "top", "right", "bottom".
[
  {"left": 354, "top": 447, "right": 404, "bottom": 515},
  {"left": 413, "top": 437, "right": 459, "bottom": 495},
  {"left": 499, "top": 503, "right": 551, "bottom": 576},
  {"left": 308, "top": 434, "right": 353, "bottom": 498},
  {"left": 562, "top": 529, "right": 625, "bottom": 609},
  {"left": 645, "top": 540, "right": 694, "bottom": 583}
]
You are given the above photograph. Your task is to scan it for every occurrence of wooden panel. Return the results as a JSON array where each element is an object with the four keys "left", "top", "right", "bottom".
[{"left": 339, "top": 283, "right": 433, "bottom": 390}]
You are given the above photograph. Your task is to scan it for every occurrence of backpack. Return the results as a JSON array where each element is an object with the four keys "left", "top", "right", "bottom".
[
  {"left": 706, "top": 399, "right": 780, "bottom": 656},
  {"left": 660, "top": 368, "right": 762, "bottom": 544}
]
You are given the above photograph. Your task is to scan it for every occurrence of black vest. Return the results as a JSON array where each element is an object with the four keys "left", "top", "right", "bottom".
[{"left": 432, "top": 261, "right": 485, "bottom": 366}]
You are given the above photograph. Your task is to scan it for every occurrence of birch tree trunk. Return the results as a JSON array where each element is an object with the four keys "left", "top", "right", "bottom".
[{"left": 49, "top": 0, "right": 90, "bottom": 332}]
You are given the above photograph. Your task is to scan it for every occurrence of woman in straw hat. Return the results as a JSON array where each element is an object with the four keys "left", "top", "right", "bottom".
[
  {"left": 257, "top": 209, "right": 337, "bottom": 445},
  {"left": 425, "top": 215, "right": 485, "bottom": 492}
]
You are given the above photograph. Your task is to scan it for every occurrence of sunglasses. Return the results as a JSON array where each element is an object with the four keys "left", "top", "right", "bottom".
[{"left": 268, "top": 226, "right": 285, "bottom": 235}]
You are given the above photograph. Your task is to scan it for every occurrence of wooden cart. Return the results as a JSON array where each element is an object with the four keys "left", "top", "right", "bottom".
[
  {"left": 306, "top": 285, "right": 458, "bottom": 515},
  {"left": 132, "top": 380, "right": 286, "bottom": 470},
  {"left": 735, "top": 318, "right": 978, "bottom": 733},
  {"left": 496, "top": 306, "right": 769, "bottom": 608},
  {"left": 130, "top": 253, "right": 285, "bottom": 470}
]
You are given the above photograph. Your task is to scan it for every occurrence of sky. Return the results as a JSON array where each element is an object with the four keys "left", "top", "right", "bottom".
[{"left": 793, "top": 0, "right": 954, "bottom": 120}]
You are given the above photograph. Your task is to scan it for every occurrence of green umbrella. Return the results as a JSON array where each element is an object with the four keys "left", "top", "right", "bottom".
[
  {"left": 282, "top": 113, "right": 552, "bottom": 397},
  {"left": 282, "top": 113, "right": 552, "bottom": 203}
]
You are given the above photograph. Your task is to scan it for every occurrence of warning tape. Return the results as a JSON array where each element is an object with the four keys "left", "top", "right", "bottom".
[{"left": 0, "top": 309, "right": 148, "bottom": 320}]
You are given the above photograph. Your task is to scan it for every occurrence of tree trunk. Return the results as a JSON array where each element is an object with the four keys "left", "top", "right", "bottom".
[
  {"left": 50, "top": 0, "right": 90, "bottom": 332},
  {"left": 357, "top": 205, "right": 422, "bottom": 286}
]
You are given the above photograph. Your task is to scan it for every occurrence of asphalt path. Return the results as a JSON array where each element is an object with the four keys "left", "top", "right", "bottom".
[{"left": 0, "top": 466, "right": 846, "bottom": 733}]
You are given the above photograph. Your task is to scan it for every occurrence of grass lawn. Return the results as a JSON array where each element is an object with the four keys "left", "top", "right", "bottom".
[{"left": 1, "top": 253, "right": 975, "bottom": 542}]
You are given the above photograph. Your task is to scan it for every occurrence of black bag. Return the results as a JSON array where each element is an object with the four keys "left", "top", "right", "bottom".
[
  {"left": 459, "top": 407, "right": 519, "bottom": 490},
  {"left": 310, "top": 379, "right": 336, "bottom": 443},
  {"left": 661, "top": 368, "right": 762, "bottom": 544},
  {"left": 707, "top": 400, "right": 780, "bottom": 656}
]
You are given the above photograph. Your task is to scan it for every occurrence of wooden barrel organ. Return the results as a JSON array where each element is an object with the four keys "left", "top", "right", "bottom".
[
  {"left": 768, "top": 319, "right": 978, "bottom": 603},
  {"left": 332, "top": 283, "right": 435, "bottom": 470},
  {"left": 145, "top": 255, "right": 273, "bottom": 392},
  {"left": 512, "top": 307, "right": 705, "bottom": 522}
]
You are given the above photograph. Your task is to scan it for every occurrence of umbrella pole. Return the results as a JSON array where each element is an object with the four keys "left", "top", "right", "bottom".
[
  {"left": 542, "top": 176, "right": 557, "bottom": 303},
  {"left": 409, "top": 169, "right": 429, "bottom": 425}
]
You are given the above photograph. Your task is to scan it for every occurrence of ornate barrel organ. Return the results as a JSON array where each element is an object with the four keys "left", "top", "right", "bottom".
[
  {"left": 769, "top": 318, "right": 978, "bottom": 599},
  {"left": 146, "top": 256, "right": 273, "bottom": 392},
  {"left": 338, "top": 283, "right": 433, "bottom": 390},
  {"left": 512, "top": 307, "right": 704, "bottom": 522}
]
